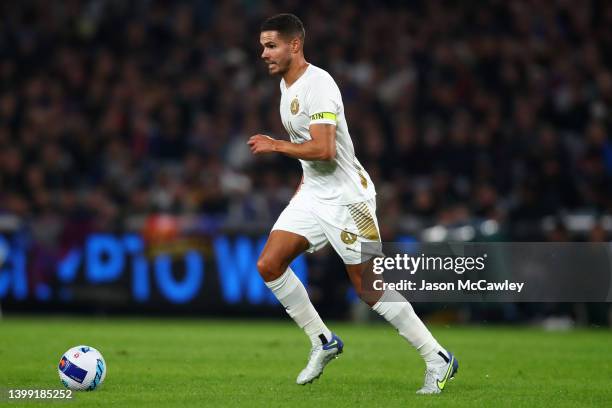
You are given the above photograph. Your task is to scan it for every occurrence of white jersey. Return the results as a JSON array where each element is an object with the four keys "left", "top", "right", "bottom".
[{"left": 279, "top": 64, "right": 376, "bottom": 205}]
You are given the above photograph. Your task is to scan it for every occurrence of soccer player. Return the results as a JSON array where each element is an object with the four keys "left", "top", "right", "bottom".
[{"left": 248, "top": 13, "right": 458, "bottom": 394}]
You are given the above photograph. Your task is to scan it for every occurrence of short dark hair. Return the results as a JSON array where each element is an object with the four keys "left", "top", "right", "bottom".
[{"left": 260, "top": 13, "right": 305, "bottom": 41}]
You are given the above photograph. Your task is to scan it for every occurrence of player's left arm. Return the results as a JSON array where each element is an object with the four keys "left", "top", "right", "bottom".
[{"left": 248, "top": 124, "right": 336, "bottom": 161}]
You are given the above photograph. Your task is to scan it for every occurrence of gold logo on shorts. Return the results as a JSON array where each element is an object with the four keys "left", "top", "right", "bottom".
[
  {"left": 341, "top": 230, "right": 357, "bottom": 245},
  {"left": 348, "top": 202, "right": 380, "bottom": 240},
  {"left": 290, "top": 98, "right": 299, "bottom": 115}
]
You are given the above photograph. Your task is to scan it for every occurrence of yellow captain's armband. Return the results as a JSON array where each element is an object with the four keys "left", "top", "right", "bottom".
[{"left": 310, "top": 112, "right": 337, "bottom": 121}]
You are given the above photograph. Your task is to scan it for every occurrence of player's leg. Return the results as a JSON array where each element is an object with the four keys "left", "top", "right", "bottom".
[
  {"left": 257, "top": 229, "right": 333, "bottom": 346},
  {"left": 345, "top": 259, "right": 446, "bottom": 356},
  {"left": 258, "top": 228, "right": 343, "bottom": 385},
  {"left": 318, "top": 197, "right": 458, "bottom": 394},
  {"left": 344, "top": 260, "right": 458, "bottom": 394},
  {"left": 257, "top": 229, "right": 309, "bottom": 282}
]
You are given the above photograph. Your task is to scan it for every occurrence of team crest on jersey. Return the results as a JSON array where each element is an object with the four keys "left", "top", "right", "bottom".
[
  {"left": 290, "top": 98, "right": 299, "bottom": 114},
  {"left": 341, "top": 230, "right": 357, "bottom": 245}
]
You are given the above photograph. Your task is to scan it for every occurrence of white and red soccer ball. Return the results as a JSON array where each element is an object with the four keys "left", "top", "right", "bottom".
[{"left": 58, "top": 345, "right": 106, "bottom": 391}]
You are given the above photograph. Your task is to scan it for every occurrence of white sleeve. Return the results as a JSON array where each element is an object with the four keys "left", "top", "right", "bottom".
[{"left": 305, "top": 75, "right": 340, "bottom": 126}]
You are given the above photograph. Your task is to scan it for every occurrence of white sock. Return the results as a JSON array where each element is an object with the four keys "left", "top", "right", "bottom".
[
  {"left": 372, "top": 290, "right": 447, "bottom": 366},
  {"left": 265, "top": 268, "right": 332, "bottom": 347}
]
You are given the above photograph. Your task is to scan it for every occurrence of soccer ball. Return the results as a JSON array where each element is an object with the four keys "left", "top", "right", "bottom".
[{"left": 58, "top": 345, "right": 106, "bottom": 391}]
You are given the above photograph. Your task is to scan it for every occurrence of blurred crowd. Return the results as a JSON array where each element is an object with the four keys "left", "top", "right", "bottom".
[{"left": 1, "top": 0, "right": 612, "bottom": 240}]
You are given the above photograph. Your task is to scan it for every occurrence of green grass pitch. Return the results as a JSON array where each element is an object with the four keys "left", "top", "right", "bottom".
[{"left": 0, "top": 317, "right": 610, "bottom": 407}]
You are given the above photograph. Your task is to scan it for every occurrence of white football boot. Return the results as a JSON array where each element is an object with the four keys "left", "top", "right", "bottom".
[
  {"left": 296, "top": 333, "right": 344, "bottom": 385},
  {"left": 416, "top": 351, "right": 459, "bottom": 394}
]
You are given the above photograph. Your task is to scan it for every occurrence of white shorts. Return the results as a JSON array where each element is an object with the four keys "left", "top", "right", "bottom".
[{"left": 271, "top": 190, "right": 382, "bottom": 265}]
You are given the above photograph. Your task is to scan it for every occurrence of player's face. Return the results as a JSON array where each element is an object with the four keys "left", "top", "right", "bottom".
[{"left": 260, "top": 31, "right": 293, "bottom": 76}]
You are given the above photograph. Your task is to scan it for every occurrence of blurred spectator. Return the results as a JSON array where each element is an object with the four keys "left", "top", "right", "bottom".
[{"left": 0, "top": 0, "right": 611, "bottom": 241}]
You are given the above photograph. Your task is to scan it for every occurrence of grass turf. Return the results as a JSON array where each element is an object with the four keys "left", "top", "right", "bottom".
[{"left": 0, "top": 317, "right": 610, "bottom": 407}]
